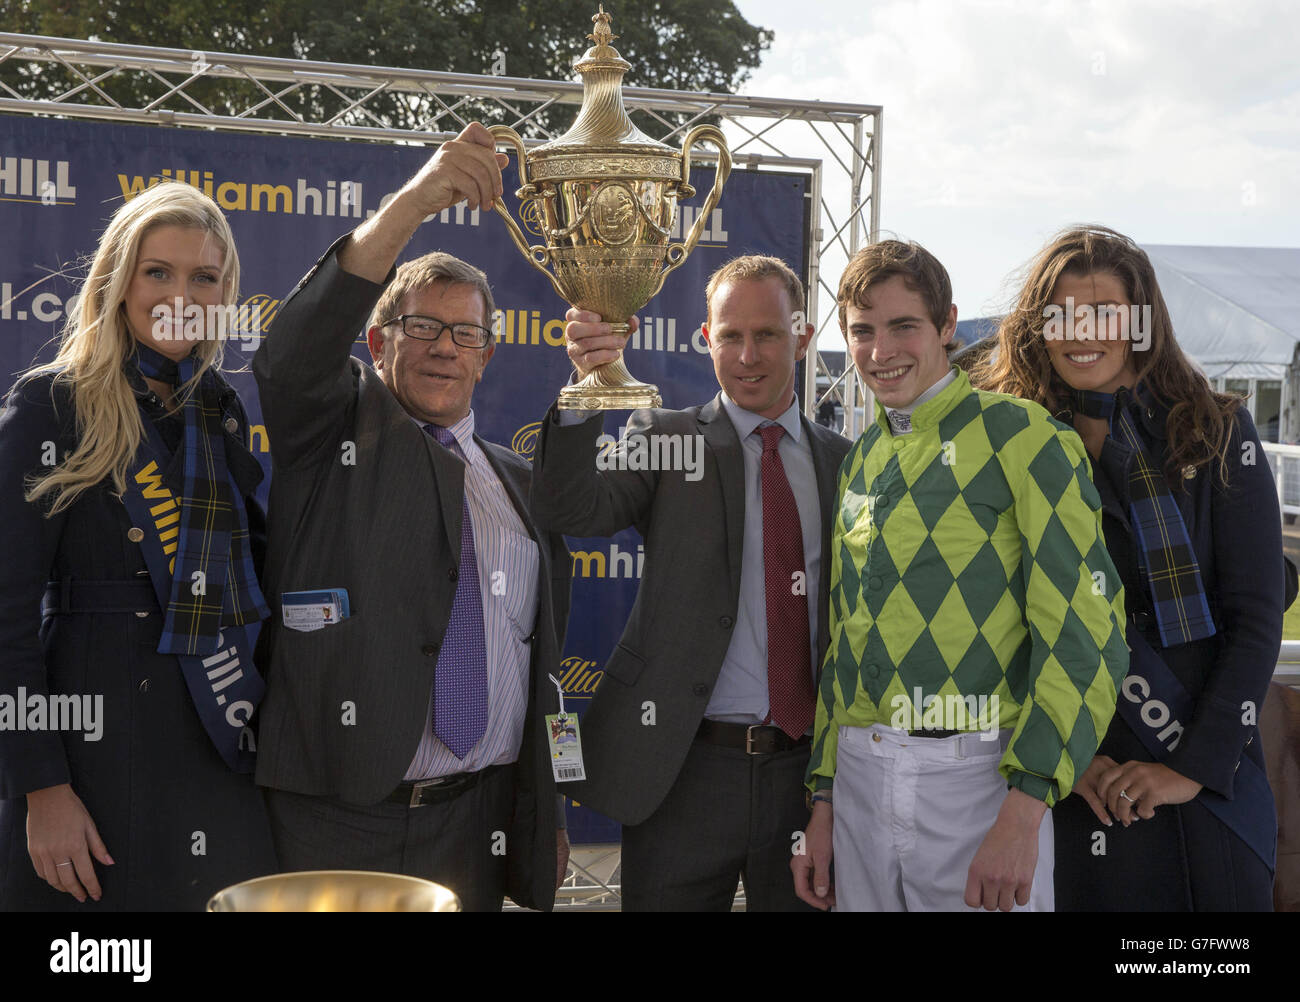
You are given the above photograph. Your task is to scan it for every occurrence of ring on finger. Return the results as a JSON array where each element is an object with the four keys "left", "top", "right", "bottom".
[
  {"left": 1119, "top": 789, "right": 1134, "bottom": 802},
  {"left": 56, "top": 860, "right": 74, "bottom": 867}
]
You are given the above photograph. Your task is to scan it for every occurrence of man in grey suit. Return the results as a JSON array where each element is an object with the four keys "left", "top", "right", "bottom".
[
  {"left": 530, "top": 256, "right": 850, "bottom": 910},
  {"left": 252, "top": 123, "right": 572, "bottom": 912}
]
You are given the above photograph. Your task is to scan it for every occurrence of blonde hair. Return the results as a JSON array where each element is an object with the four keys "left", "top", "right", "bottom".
[{"left": 23, "top": 181, "right": 240, "bottom": 515}]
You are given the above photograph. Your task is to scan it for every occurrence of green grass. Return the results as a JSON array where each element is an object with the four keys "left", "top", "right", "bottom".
[{"left": 1285, "top": 600, "right": 1300, "bottom": 641}]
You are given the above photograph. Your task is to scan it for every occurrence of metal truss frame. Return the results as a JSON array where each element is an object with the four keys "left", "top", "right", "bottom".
[
  {"left": 0, "top": 31, "right": 879, "bottom": 433},
  {"left": 514, "top": 843, "right": 753, "bottom": 911}
]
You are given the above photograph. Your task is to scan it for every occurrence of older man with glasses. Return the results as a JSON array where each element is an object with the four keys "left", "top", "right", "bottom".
[{"left": 252, "top": 123, "right": 573, "bottom": 912}]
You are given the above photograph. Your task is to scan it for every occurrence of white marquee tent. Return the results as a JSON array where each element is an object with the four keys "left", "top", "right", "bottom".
[{"left": 1146, "top": 244, "right": 1300, "bottom": 443}]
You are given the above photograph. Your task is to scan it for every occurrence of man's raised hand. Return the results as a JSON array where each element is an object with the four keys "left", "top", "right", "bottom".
[
  {"left": 339, "top": 122, "right": 509, "bottom": 282},
  {"left": 408, "top": 122, "right": 509, "bottom": 216},
  {"left": 565, "top": 308, "right": 637, "bottom": 378}
]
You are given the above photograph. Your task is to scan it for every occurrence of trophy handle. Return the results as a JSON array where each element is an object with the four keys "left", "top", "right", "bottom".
[
  {"left": 487, "top": 125, "right": 568, "bottom": 302},
  {"left": 660, "top": 125, "right": 732, "bottom": 281},
  {"left": 488, "top": 124, "right": 532, "bottom": 188}
]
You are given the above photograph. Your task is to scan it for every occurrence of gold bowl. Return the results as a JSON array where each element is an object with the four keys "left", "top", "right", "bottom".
[{"left": 206, "top": 870, "right": 461, "bottom": 912}]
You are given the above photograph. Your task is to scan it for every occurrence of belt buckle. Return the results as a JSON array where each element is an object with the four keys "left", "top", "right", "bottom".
[
  {"left": 408, "top": 777, "right": 443, "bottom": 808},
  {"left": 745, "top": 724, "right": 773, "bottom": 755}
]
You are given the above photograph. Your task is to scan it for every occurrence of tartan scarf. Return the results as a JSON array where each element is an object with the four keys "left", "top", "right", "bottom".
[
  {"left": 130, "top": 343, "right": 269, "bottom": 655},
  {"left": 1070, "top": 385, "right": 1216, "bottom": 648}
]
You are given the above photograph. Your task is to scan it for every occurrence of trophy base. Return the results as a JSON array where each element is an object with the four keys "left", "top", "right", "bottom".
[
  {"left": 558, "top": 382, "right": 663, "bottom": 411},
  {"left": 557, "top": 352, "right": 662, "bottom": 411}
]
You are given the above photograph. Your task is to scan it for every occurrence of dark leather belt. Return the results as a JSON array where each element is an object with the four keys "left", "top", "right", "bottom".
[
  {"left": 906, "top": 728, "right": 965, "bottom": 739},
  {"left": 385, "top": 763, "right": 508, "bottom": 808},
  {"left": 42, "top": 578, "right": 159, "bottom": 616},
  {"left": 696, "top": 719, "right": 811, "bottom": 755}
]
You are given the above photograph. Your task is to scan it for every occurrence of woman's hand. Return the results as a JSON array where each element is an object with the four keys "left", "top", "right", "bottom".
[
  {"left": 25, "top": 783, "right": 114, "bottom": 903},
  {"left": 1071, "top": 754, "right": 1118, "bottom": 826},
  {"left": 1096, "top": 760, "right": 1203, "bottom": 825}
]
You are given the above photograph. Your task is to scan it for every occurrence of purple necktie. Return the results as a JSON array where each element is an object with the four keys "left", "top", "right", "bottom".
[{"left": 426, "top": 424, "right": 488, "bottom": 759}]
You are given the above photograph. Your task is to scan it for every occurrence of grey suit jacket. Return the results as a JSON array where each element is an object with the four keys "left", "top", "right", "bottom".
[
  {"left": 530, "top": 395, "right": 850, "bottom": 825},
  {"left": 252, "top": 238, "right": 572, "bottom": 910}
]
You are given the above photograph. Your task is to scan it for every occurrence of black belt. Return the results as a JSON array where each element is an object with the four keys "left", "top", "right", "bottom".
[
  {"left": 906, "top": 728, "right": 965, "bottom": 739},
  {"left": 41, "top": 578, "right": 159, "bottom": 616},
  {"left": 385, "top": 763, "right": 508, "bottom": 808},
  {"left": 696, "top": 719, "right": 811, "bottom": 755}
]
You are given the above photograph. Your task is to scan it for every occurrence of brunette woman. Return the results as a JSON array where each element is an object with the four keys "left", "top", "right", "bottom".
[{"left": 975, "top": 225, "right": 1280, "bottom": 910}]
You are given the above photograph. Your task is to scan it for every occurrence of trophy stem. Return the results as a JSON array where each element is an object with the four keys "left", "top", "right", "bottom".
[{"left": 558, "top": 335, "right": 662, "bottom": 411}]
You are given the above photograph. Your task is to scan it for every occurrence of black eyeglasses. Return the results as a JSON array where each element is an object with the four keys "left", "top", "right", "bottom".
[{"left": 381, "top": 314, "right": 493, "bottom": 348}]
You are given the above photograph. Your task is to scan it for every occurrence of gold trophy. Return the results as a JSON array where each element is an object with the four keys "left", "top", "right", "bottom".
[
  {"left": 490, "top": 4, "right": 731, "bottom": 410},
  {"left": 207, "top": 871, "right": 461, "bottom": 912}
]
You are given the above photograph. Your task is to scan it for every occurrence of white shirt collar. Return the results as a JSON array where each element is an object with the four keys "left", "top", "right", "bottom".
[
  {"left": 719, "top": 392, "right": 803, "bottom": 445},
  {"left": 884, "top": 368, "right": 957, "bottom": 434},
  {"left": 413, "top": 409, "right": 477, "bottom": 455}
]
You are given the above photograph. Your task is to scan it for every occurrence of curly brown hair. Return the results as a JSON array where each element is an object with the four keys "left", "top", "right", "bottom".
[{"left": 971, "top": 225, "right": 1241, "bottom": 486}]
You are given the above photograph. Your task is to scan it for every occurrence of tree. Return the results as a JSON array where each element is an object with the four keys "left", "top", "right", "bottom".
[{"left": 0, "top": 1, "right": 772, "bottom": 135}]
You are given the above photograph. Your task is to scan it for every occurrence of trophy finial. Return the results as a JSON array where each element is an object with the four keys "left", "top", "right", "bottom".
[{"left": 587, "top": 4, "right": 619, "bottom": 48}]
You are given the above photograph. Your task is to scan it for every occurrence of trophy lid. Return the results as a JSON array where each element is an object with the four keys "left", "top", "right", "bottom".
[{"left": 533, "top": 5, "right": 677, "bottom": 158}]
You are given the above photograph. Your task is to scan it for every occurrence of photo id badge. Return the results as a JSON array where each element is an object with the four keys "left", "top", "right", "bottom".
[
  {"left": 281, "top": 589, "right": 351, "bottom": 632},
  {"left": 545, "top": 712, "right": 586, "bottom": 783}
]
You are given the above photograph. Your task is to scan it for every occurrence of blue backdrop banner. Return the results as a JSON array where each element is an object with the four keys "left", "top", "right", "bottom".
[{"left": 0, "top": 113, "right": 809, "bottom": 844}]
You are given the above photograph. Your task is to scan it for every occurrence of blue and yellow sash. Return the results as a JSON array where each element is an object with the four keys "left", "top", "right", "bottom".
[
  {"left": 122, "top": 356, "right": 266, "bottom": 772},
  {"left": 1118, "top": 627, "right": 1276, "bottom": 871}
]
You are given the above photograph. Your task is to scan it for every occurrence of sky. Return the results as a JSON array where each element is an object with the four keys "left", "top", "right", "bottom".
[{"left": 730, "top": 0, "right": 1300, "bottom": 336}]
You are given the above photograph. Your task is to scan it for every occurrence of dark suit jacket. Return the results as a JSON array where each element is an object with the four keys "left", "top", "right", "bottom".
[
  {"left": 252, "top": 239, "right": 572, "bottom": 911},
  {"left": 1053, "top": 391, "right": 1281, "bottom": 910},
  {"left": 530, "top": 396, "right": 850, "bottom": 825}
]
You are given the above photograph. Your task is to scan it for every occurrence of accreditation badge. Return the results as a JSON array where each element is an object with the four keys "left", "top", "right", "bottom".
[
  {"left": 545, "top": 712, "right": 586, "bottom": 783},
  {"left": 281, "top": 588, "right": 351, "bottom": 632}
]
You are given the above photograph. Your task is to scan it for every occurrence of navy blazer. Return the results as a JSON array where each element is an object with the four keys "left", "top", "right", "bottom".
[
  {"left": 1071, "top": 387, "right": 1283, "bottom": 797},
  {"left": 0, "top": 368, "right": 277, "bottom": 910}
]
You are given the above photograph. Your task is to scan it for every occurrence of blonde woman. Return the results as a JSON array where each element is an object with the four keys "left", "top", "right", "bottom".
[
  {"left": 0, "top": 182, "right": 277, "bottom": 910},
  {"left": 975, "top": 225, "right": 1280, "bottom": 910}
]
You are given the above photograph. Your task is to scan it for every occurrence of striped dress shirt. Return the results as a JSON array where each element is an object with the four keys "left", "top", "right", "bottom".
[{"left": 405, "top": 410, "right": 541, "bottom": 780}]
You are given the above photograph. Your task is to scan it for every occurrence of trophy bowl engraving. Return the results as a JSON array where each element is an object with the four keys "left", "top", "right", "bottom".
[
  {"left": 551, "top": 245, "right": 669, "bottom": 322},
  {"left": 488, "top": 5, "right": 731, "bottom": 411},
  {"left": 589, "top": 184, "right": 639, "bottom": 245}
]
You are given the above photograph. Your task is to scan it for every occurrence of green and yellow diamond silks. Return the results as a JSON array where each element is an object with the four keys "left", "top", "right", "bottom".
[{"left": 808, "top": 369, "right": 1129, "bottom": 806}]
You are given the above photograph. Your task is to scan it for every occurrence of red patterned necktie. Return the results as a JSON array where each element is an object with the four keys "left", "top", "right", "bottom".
[{"left": 759, "top": 424, "right": 814, "bottom": 738}]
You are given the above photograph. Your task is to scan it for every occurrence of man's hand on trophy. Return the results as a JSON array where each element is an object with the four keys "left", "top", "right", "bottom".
[
  {"left": 565, "top": 309, "right": 637, "bottom": 378},
  {"left": 408, "top": 122, "right": 509, "bottom": 216}
]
